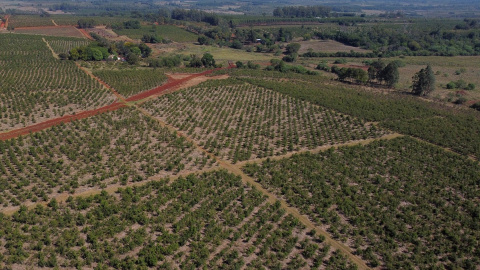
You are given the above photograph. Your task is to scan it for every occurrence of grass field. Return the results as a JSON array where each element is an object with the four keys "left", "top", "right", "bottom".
[{"left": 113, "top": 25, "right": 198, "bottom": 42}]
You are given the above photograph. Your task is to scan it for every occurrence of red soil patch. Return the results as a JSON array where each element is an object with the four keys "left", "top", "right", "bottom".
[
  {"left": 0, "top": 66, "right": 232, "bottom": 141},
  {"left": 78, "top": 28, "right": 94, "bottom": 40},
  {"left": 0, "top": 102, "right": 125, "bottom": 141}
]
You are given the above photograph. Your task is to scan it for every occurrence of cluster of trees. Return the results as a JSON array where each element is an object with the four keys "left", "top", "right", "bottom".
[
  {"left": 455, "top": 19, "right": 480, "bottom": 30},
  {"left": 77, "top": 19, "right": 95, "bottom": 29},
  {"left": 331, "top": 66, "right": 368, "bottom": 84},
  {"left": 267, "top": 59, "right": 318, "bottom": 75},
  {"left": 147, "top": 55, "right": 185, "bottom": 68},
  {"left": 314, "top": 24, "right": 480, "bottom": 56},
  {"left": 366, "top": 60, "right": 399, "bottom": 87},
  {"left": 141, "top": 34, "right": 170, "bottom": 44},
  {"left": 171, "top": 8, "right": 219, "bottom": 25},
  {"left": 111, "top": 20, "right": 141, "bottom": 30},
  {"left": 196, "top": 27, "right": 294, "bottom": 53},
  {"left": 235, "top": 61, "right": 260, "bottom": 70},
  {"left": 446, "top": 79, "right": 475, "bottom": 90},
  {"left": 187, "top": 53, "right": 216, "bottom": 68},
  {"left": 273, "top": 6, "right": 331, "bottom": 18},
  {"left": 68, "top": 33, "right": 151, "bottom": 64}
]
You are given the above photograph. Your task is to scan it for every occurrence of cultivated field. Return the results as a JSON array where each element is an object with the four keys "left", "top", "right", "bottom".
[
  {"left": 0, "top": 107, "right": 217, "bottom": 210},
  {"left": 0, "top": 34, "right": 115, "bottom": 131},
  {"left": 43, "top": 36, "right": 91, "bottom": 54},
  {"left": 143, "top": 80, "right": 388, "bottom": 162},
  {"left": 243, "top": 136, "right": 480, "bottom": 269},
  {"left": 113, "top": 25, "right": 198, "bottom": 43},
  {"left": 93, "top": 69, "right": 168, "bottom": 98},
  {"left": 0, "top": 170, "right": 357, "bottom": 269},
  {"left": 14, "top": 25, "right": 85, "bottom": 38}
]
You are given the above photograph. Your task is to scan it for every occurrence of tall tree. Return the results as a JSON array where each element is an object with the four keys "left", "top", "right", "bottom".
[
  {"left": 381, "top": 62, "right": 399, "bottom": 88},
  {"left": 412, "top": 65, "right": 435, "bottom": 96}
]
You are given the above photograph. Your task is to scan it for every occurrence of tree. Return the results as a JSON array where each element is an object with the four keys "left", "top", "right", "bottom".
[
  {"left": 368, "top": 60, "right": 385, "bottom": 83},
  {"left": 285, "top": 43, "right": 301, "bottom": 55},
  {"left": 412, "top": 65, "right": 435, "bottom": 96},
  {"left": 380, "top": 62, "right": 399, "bottom": 88},
  {"left": 188, "top": 54, "right": 203, "bottom": 67},
  {"left": 126, "top": 53, "right": 139, "bottom": 65},
  {"left": 201, "top": 53, "right": 215, "bottom": 67}
]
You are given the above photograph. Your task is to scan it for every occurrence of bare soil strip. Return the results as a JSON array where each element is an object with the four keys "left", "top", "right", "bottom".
[
  {"left": 235, "top": 133, "right": 404, "bottom": 167},
  {"left": 42, "top": 37, "right": 59, "bottom": 59},
  {"left": 135, "top": 107, "right": 372, "bottom": 270},
  {"left": 0, "top": 68, "right": 226, "bottom": 141},
  {"left": 77, "top": 28, "right": 94, "bottom": 40}
]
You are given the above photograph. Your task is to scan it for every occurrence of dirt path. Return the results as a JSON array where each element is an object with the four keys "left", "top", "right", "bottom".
[
  {"left": 77, "top": 28, "right": 94, "bottom": 40},
  {"left": 74, "top": 62, "right": 126, "bottom": 102},
  {"left": 235, "top": 133, "right": 404, "bottom": 167},
  {"left": 0, "top": 67, "right": 228, "bottom": 141},
  {"left": 42, "top": 37, "right": 59, "bottom": 59},
  {"left": 135, "top": 106, "right": 372, "bottom": 270}
]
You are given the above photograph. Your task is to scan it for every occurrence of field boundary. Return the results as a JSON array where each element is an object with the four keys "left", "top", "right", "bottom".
[{"left": 42, "top": 37, "right": 59, "bottom": 59}]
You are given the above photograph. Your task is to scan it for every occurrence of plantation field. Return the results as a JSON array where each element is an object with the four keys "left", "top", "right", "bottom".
[
  {"left": 237, "top": 71, "right": 480, "bottom": 159},
  {"left": 0, "top": 34, "right": 115, "bottom": 131},
  {"left": 0, "top": 107, "right": 216, "bottom": 210},
  {"left": 113, "top": 25, "right": 198, "bottom": 43},
  {"left": 143, "top": 79, "right": 388, "bottom": 162},
  {"left": 0, "top": 170, "right": 357, "bottom": 269},
  {"left": 8, "top": 14, "right": 132, "bottom": 28},
  {"left": 243, "top": 136, "right": 480, "bottom": 269},
  {"left": 14, "top": 26, "right": 85, "bottom": 38},
  {"left": 93, "top": 68, "right": 168, "bottom": 98},
  {"left": 43, "top": 36, "right": 91, "bottom": 54}
]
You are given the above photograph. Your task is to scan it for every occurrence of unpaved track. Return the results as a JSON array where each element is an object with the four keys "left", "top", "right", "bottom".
[
  {"left": 77, "top": 28, "right": 94, "bottom": 40},
  {"left": 42, "top": 37, "right": 59, "bottom": 59},
  {"left": 0, "top": 68, "right": 226, "bottom": 141},
  {"left": 135, "top": 106, "right": 374, "bottom": 270}
]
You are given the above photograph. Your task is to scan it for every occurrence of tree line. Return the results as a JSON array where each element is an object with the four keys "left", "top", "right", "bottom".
[{"left": 273, "top": 6, "right": 331, "bottom": 18}]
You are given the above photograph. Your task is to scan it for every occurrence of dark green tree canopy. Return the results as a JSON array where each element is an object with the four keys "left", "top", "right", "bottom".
[{"left": 412, "top": 65, "right": 436, "bottom": 96}]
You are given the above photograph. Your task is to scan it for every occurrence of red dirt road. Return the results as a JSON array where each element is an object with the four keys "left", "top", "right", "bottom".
[
  {"left": 0, "top": 102, "right": 125, "bottom": 141},
  {"left": 0, "top": 67, "right": 229, "bottom": 141},
  {"left": 78, "top": 28, "right": 94, "bottom": 40}
]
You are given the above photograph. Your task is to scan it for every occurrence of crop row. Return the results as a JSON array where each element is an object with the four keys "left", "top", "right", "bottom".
[
  {"left": 93, "top": 68, "right": 168, "bottom": 97},
  {"left": 243, "top": 136, "right": 480, "bottom": 269},
  {"left": 236, "top": 70, "right": 480, "bottom": 159},
  {"left": 143, "top": 81, "right": 387, "bottom": 162},
  {"left": 0, "top": 170, "right": 357, "bottom": 269},
  {"left": 0, "top": 34, "right": 115, "bottom": 131},
  {"left": 9, "top": 15, "right": 131, "bottom": 28},
  {"left": 44, "top": 36, "right": 91, "bottom": 54},
  {"left": 0, "top": 107, "right": 216, "bottom": 209}
]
